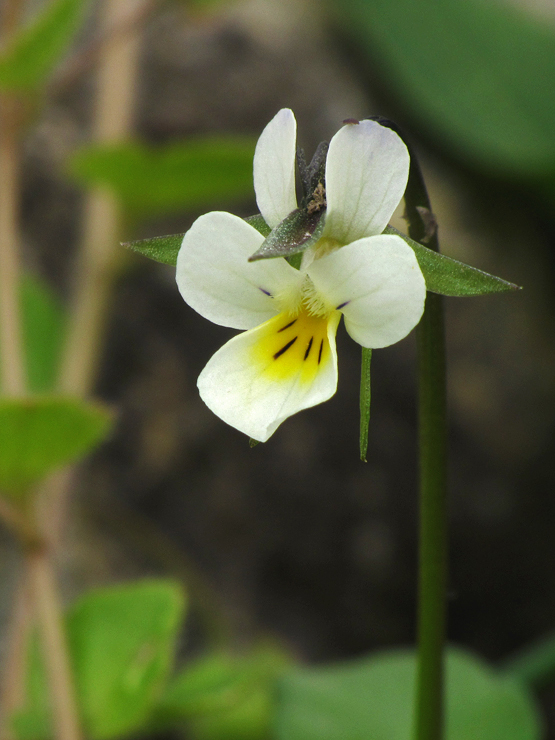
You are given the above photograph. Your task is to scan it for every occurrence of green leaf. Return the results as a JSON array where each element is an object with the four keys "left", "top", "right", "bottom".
[
  {"left": 154, "top": 643, "right": 291, "bottom": 740},
  {"left": 331, "top": 0, "right": 555, "bottom": 178},
  {"left": 385, "top": 227, "right": 520, "bottom": 296},
  {"left": 359, "top": 348, "right": 371, "bottom": 463},
  {"left": 124, "top": 233, "right": 184, "bottom": 267},
  {"left": 0, "top": 273, "right": 66, "bottom": 394},
  {"left": 0, "top": 396, "right": 112, "bottom": 498},
  {"left": 0, "top": 0, "right": 87, "bottom": 90},
  {"left": 276, "top": 647, "right": 542, "bottom": 740},
  {"left": 69, "top": 137, "right": 257, "bottom": 217},
  {"left": 124, "top": 215, "right": 272, "bottom": 267},
  {"left": 13, "top": 580, "right": 186, "bottom": 740}
]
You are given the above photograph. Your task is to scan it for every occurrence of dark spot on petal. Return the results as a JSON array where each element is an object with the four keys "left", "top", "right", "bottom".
[
  {"left": 336, "top": 301, "right": 350, "bottom": 310},
  {"left": 278, "top": 319, "right": 297, "bottom": 333},
  {"left": 318, "top": 339, "right": 324, "bottom": 364},
  {"left": 304, "top": 337, "right": 314, "bottom": 360},
  {"left": 259, "top": 287, "right": 272, "bottom": 296},
  {"left": 274, "top": 337, "right": 298, "bottom": 360}
]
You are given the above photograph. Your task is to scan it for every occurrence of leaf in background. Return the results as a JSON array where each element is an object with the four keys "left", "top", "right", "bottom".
[
  {"left": 70, "top": 137, "right": 257, "bottom": 217},
  {"left": 0, "top": 273, "right": 66, "bottom": 394},
  {"left": 13, "top": 580, "right": 186, "bottom": 740},
  {"left": 0, "top": 0, "right": 87, "bottom": 90},
  {"left": 0, "top": 396, "right": 112, "bottom": 498},
  {"left": 154, "top": 643, "right": 291, "bottom": 740},
  {"left": 385, "top": 227, "right": 520, "bottom": 297},
  {"left": 332, "top": 0, "right": 555, "bottom": 178},
  {"left": 276, "top": 647, "right": 542, "bottom": 740}
]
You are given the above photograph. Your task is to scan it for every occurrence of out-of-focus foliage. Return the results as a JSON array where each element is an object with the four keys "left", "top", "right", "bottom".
[
  {"left": 331, "top": 0, "right": 555, "bottom": 179},
  {"left": 69, "top": 138, "right": 257, "bottom": 217},
  {"left": 154, "top": 643, "right": 291, "bottom": 739},
  {"left": 0, "top": 0, "right": 87, "bottom": 90},
  {"left": 275, "top": 648, "right": 543, "bottom": 740},
  {"left": 0, "top": 274, "right": 66, "bottom": 393},
  {"left": 0, "top": 396, "right": 112, "bottom": 499},
  {"left": 13, "top": 581, "right": 185, "bottom": 740}
]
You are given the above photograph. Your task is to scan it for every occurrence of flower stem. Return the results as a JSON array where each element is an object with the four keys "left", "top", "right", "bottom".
[
  {"left": 372, "top": 117, "right": 449, "bottom": 740},
  {"left": 414, "top": 292, "right": 447, "bottom": 740},
  {"left": 404, "top": 146, "right": 448, "bottom": 740}
]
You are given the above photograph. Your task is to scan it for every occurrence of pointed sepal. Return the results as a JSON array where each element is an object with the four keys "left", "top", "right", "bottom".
[{"left": 385, "top": 226, "right": 521, "bottom": 296}]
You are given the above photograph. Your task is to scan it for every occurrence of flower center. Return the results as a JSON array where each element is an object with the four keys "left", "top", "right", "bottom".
[{"left": 249, "top": 302, "right": 341, "bottom": 385}]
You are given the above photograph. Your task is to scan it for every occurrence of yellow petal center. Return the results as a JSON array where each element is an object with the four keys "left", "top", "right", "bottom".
[{"left": 249, "top": 304, "right": 341, "bottom": 384}]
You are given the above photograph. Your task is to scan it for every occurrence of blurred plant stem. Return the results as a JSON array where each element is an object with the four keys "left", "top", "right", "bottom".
[
  {"left": 0, "top": 0, "right": 144, "bottom": 736},
  {"left": 0, "top": 1, "right": 32, "bottom": 735},
  {"left": 0, "top": 4, "right": 83, "bottom": 737},
  {"left": 0, "top": 0, "right": 26, "bottom": 396}
]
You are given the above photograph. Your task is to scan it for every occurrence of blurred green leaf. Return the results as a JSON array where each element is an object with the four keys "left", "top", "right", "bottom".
[
  {"left": 70, "top": 137, "right": 257, "bottom": 217},
  {"left": 275, "top": 647, "right": 542, "bottom": 740},
  {"left": 0, "top": 0, "right": 87, "bottom": 90},
  {"left": 332, "top": 0, "right": 555, "bottom": 177},
  {"left": 0, "top": 273, "right": 66, "bottom": 394},
  {"left": 0, "top": 396, "right": 112, "bottom": 498},
  {"left": 124, "top": 215, "right": 270, "bottom": 266},
  {"left": 154, "top": 643, "right": 291, "bottom": 740},
  {"left": 13, "top": 580, "right": 186, "bottom": 740},
  {"left": 385, "top": 227, "right": 520, "bottom": 296}
]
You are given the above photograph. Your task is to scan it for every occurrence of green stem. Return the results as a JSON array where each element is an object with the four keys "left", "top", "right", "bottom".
[
  {"left": 415, "top": 292, "right": 447, "bottom": 740},
  {"left": 372, "top": 117, "right": 448, "bottom": 740}
]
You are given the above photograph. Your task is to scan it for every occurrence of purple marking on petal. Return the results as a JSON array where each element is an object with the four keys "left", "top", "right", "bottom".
[
  {"left": 336, "top": 300, "right": 350, "bottom": 310},
  {"left": 259, "top": 287, "right": 272, "bottom": 297}
]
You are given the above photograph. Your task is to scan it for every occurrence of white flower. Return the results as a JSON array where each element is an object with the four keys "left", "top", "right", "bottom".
[{"left": 176, "top": 109, "right": 426, "bottom": 442}]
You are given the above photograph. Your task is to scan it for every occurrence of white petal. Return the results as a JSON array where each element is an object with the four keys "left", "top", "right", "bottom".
[
  {"left": 307, "top": 234, "right": 426, "bottom": 348},
  {"left": 198, "top": 309, "right": 341, "bottom": 442},
  {"left": 323, "top": 120, "right": 410, "bottom": 244},
  {"left": 253, "top": 109, "right": 298, "bottom": 229},
  {"left": 176, "top": 211, "right": 302, "bottom": 330}
]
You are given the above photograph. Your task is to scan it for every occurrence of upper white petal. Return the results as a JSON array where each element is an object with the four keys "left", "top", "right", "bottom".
[
  {"left": 253, "top": 108, "right": 298, "bottom": 229},
  {"left": 307, "top": 234, "right": 426, "bottom": 348},
  {"left": 323, "top": 120, "right": 410, "bottom": 244},
  {"left": 197, "top": 312, "right": 340, "bottom": 442},
  {"left": 176, "top": 211, "right": 302, "bottom": 330}
]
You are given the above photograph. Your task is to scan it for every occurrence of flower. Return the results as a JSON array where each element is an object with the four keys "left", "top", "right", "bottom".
[{"left": 176, "top": 109, "right": 426, "bottom": 442}]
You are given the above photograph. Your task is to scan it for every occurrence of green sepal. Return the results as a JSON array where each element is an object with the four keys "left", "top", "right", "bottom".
[
  {"left": 385, "top": 226, "right": 520, "bottom": 296},
  {"left": 0, "top": 0, "right": 87, "bottom": 91},
  {"left": 0, "top": 396, "right": 113, "bottom": 500},
  {"left": 244, "top": 214, "right": 271, "bottom": 237},
  {"left": 123, "top": 215, "right": 272, "bottom": 267},
  {"left": 248, "top": 208, "right": 326, "bottom": 262},
  {"left": 123, "top": 233, "right": 184, "bottom": 267},
  {"left": 359, "top": 348, "right": 372, "bottom": 462}
]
